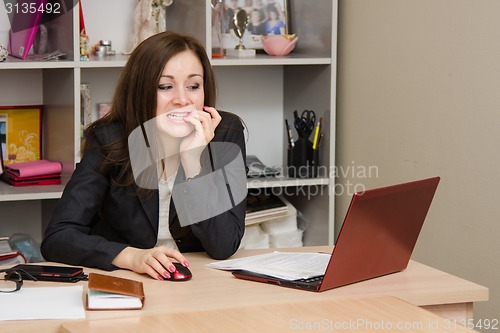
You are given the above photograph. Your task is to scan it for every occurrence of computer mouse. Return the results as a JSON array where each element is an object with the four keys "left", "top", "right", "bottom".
[{"left": 165, "top": 262, "right": 192, "bottom": 281}]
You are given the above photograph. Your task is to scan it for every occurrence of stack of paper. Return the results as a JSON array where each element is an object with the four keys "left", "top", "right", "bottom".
[
  {"left": 245, "top": 193, "right": 294, "bottom": 225},
  {"left": 207, "top": 251, "right": 331, "bottom": 280}
]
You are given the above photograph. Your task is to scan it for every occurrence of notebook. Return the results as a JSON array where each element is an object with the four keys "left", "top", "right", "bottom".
[{"left": 232, "top": 176, "right": 440, "bottom": 292}]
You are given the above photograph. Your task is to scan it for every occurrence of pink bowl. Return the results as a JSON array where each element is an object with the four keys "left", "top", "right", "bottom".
[{"left": 261, "top": 35, "right": 299, "bottom": 56}]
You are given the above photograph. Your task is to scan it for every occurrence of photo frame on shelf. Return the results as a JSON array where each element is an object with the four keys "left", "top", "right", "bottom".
[
  {"left": 220, "top": 0, "right": 289, "bottom": 51},
  {"left": 0, "top": 106, "right": 42, "bottom": 165}
]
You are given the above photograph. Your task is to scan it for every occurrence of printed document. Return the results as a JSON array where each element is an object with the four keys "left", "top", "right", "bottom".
[
  {"left": 0, "top": 285, "right": 85, "bottom": 321},
  {"left": 207, "top": 251, "right": 331, "bottom": 280}
]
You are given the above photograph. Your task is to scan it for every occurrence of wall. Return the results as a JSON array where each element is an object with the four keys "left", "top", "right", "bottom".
[{"left": 336, "top": 0, "right": 500, "bottom": 325}]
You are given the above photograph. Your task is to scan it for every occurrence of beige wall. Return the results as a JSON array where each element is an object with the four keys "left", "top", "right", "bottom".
[{"left": 336, "top": 0, "right": 500, "bottom": 324}]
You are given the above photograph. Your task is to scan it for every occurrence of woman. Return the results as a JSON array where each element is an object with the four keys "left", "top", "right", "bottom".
[
  {"left": 41, "top": 31, "right": 247, "bottom": 281},
  {"left": 248, "top": 9, "right": 267, "bottom": 36},
  {"left": 265, "top": 8, "right": 286, "bottom": 35}
]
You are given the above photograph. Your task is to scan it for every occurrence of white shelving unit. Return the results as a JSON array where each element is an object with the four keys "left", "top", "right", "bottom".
[{"left": 0, "top": 0, "right": 337, "bottom": 246}]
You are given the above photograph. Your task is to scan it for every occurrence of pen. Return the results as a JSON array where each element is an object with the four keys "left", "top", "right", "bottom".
[
  {"left": 285, "top": 119, "right": 295, "bottom": 149},
  {"left": 312, "top": 117, "right": 322, "bottom": 150},
  {"left": 317, "top": 133, "right": 324, "bottom": 148}
]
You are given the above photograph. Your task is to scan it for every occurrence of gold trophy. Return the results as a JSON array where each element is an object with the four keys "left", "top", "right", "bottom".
[
  {"left": 226, "top": 9, "right": 256, "bottom": 57},
  {"left": 233, "top": 9, "right": 248, "bottom": 50}
]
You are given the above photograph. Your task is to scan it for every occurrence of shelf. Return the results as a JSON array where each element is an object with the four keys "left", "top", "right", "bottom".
[
  {"left": 0, "top": 57, "right": 75, "bottom": 69},
  {"left": 211, "top": 54, "right": 331, "bottom": 66},
  {"left": 0, "top": 177, "right": 328, "bottom": 202},
  {"left": 0, "top": 55, "right": 331, "bottom": 71},
  {"left": 0, "top": 182, "right": 64, "bottom": 202}
]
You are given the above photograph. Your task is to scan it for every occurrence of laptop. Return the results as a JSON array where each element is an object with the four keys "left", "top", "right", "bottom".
[{"left": 232, "top": 176, "right": 440, "bottom": 292}]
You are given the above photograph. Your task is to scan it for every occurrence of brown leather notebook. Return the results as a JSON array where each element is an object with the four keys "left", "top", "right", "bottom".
[{"left": 86, "top": 273, "right": 145, "bottom": 310}]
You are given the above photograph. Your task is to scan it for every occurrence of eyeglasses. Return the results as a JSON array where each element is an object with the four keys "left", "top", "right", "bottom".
[{"left": 0, "top": 269, "right": 37, "bottom": 293}]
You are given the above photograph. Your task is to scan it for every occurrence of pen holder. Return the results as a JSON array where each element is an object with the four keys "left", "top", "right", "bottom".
[{"left": 287, "top": 138, "right": 319, "bottom": 178}]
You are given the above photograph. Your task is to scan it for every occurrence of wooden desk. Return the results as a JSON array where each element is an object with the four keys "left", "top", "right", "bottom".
[
  {"left": 1, "top": 246, "right": 489, "bottom": 333},
  {"left": 60, "top": 296, "right": 479, "bottom": 333}
]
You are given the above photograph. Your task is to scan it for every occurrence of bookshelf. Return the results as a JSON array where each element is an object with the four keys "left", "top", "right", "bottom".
[{"left": 0, "top": 0, "right": 337, "bottom": 247}]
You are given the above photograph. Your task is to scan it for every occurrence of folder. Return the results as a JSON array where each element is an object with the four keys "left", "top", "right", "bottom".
[
  {"left": 4, "top": 159, "right": 62, "bottom": 178},
  {"left": 8, "top": 0, "right": 48, "bottom": 60}
]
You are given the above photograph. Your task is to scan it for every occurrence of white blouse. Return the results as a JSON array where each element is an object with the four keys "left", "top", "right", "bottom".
[{"left": 156, "top": 172, "right": 179, "bottom": 250}]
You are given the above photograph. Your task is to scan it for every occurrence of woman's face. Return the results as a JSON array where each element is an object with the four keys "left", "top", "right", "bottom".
[
  {"left": 155, "top": 50, "right": 205, "bottom": 138},
  {"left": 251, "top": 10, "right": 260, "bottom": 23}
]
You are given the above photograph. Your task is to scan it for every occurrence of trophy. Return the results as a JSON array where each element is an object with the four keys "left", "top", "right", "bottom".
[
  {"left": 226, "top": 9, "right": 256, "bottom": 57},
  {"left": 233, "top": 9, "right": 249, "bottom": 50}
]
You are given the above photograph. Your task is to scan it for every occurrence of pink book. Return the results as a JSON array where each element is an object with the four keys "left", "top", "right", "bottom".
[
  {"left": 5, "top": 160, "right": 62, "bottom": 178},
  {"left": 8, "top": 0, "right": 48, "bottom": 60}
]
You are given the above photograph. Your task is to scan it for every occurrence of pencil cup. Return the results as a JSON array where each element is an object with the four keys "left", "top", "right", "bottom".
[{"left": 287, "top": 138, "right": 318, "bottom": 178}]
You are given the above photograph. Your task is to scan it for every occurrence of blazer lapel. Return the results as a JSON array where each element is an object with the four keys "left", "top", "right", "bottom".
[{"left": 138, "top": 189, "right": 160, "bottom": 234}]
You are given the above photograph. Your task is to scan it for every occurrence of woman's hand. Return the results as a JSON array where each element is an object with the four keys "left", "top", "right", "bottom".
[
  {"left": 180, "top": 106, "right": 221, "bottom": 152},
  {"left": 180, "top": 106, "right": 222, "bottom": 177},
  {"left": 112, "top": 246, "right": 189, "bottom": 280}
]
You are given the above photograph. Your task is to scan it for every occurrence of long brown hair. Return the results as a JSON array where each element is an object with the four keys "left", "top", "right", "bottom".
[{"left": 83, "top": 31, "right": 218, "bottom": 188}]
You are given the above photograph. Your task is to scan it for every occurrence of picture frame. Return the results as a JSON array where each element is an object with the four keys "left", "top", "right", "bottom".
[
  {"left": 0, "top": 105, "right": 43, "bottom": 165},
  {"left": 215, "top": 0, "right": 289, "bottom": 51},
  {"left": 0, "top": 141, "right": 3, "bottom": 175}
]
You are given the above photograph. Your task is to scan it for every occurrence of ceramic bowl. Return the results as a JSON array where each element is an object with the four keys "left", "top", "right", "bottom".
[{"left": 261, "top": 35, "right": 299, "bottom": 56}]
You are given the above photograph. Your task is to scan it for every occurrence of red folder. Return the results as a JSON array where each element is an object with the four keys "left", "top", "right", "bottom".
[{"left": 1, "top": 174, "right": 61, "bottom": 187}]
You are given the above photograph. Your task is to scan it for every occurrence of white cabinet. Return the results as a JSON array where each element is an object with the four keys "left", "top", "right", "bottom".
[{"left": 0, "top": 0, "right": 337, "bottom": 246}]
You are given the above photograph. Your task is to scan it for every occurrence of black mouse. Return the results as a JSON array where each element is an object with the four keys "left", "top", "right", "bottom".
[{"left": 165, "top": 262, "right": 192, "bottom": 281}]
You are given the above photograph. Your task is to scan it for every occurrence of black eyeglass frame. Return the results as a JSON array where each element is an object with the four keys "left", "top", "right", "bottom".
[{"left": 0, "top": 269, "right": 38, "bottom": 293}]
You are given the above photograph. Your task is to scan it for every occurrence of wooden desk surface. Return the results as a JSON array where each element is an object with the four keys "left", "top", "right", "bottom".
[
  {"left": 1, "top": 246, "right": 489, "bottom": 333},
  {"left": 60, "top": 296, "right": 479, "bottom": 333}
]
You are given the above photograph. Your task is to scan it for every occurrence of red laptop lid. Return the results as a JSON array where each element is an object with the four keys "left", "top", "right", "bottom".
[{"left": 319, "top": 176, "right": 440, "bottom": 291}]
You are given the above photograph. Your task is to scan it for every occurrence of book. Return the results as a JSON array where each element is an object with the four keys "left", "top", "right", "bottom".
[
  {"left": 0, "top": 237, "right": 26, "bottom": 266},
  {"left": 246, "top": 192, "right": 287, "bottom": 215},
  {"left": 87, "top": 273, "right": 145, "bottom": 310},
  {"left": 80, "top": 83, "right": 92, "bottom": 129}
]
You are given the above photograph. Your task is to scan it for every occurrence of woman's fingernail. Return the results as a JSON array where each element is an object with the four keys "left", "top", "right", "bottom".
[
  {"left": 169, "top": 265, "right": 176, "bottom": 273},
  {"left": 163, "top": 271, "right": 171, "bottom": 279},
  {"left": 183, "top": 261, "right": 189, "bottom": 267},
  {"left": 158, "top": 274, "right": 165, "bottom": 281}
]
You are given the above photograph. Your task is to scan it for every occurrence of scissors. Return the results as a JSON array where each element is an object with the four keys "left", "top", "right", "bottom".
[{"left": 294, "top": 110, "right": 316, "bottom": 138}]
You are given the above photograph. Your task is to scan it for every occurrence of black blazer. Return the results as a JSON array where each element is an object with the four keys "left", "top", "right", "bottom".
[{"left": 41, "top": 111, "right": 247, "bottom": 270}]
